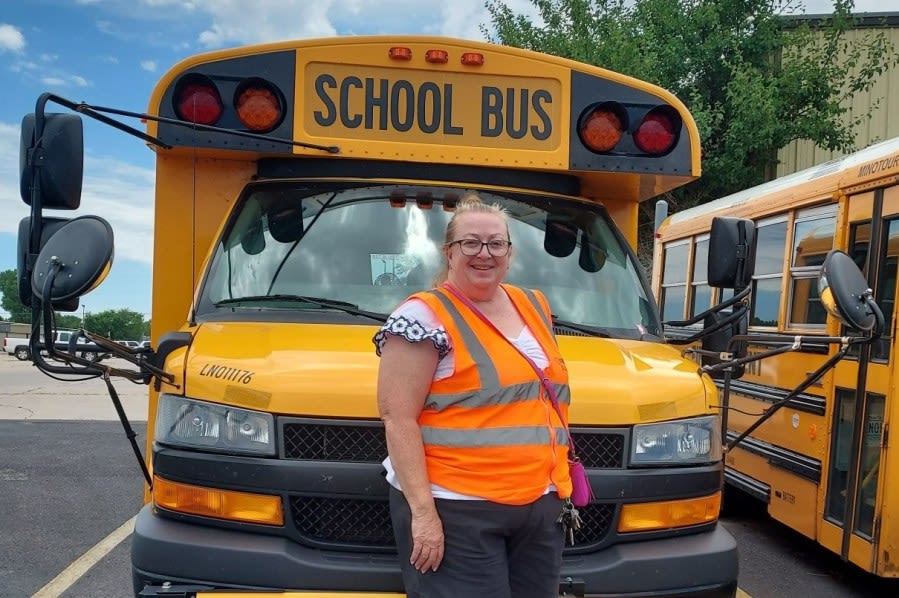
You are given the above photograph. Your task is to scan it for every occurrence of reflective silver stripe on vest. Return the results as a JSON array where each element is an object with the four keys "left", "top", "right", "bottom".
[
  {"left": 426, "top": 381, "right": 570, "bottom": 411},
  {"left": 426, "top": 380, "right": 542, "bottom": 411},
  {"left": 521, "top": 287, "right": 552, "bottom": 332},
  {"left": 421, "top": 425, "right": 569, "bottom": 448},
  {"left": 426, "top": 290, "right": 500, "bottom": 390},
  {"left": 552, "top": 383, "right": 571, "bottom": 406}
]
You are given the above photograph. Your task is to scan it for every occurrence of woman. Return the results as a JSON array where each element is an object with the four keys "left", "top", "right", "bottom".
[{"left": 374, "top": 192, "right": 572, "bottom": 598}]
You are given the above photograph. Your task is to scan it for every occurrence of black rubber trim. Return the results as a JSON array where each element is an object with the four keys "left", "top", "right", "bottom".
[
  {"left": 716, "top": 379, "right": 826, "bottom": 415},
  {"left": 256, "top": 158, "right": 580, "bottom": 196},
  {"left": 726, "top": 431, "right": 821, "bottom": 482}
]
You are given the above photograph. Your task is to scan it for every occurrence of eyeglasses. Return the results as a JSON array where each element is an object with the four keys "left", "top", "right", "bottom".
[{"left": 448, "top": 238, "right": 512, "bottom": 257}]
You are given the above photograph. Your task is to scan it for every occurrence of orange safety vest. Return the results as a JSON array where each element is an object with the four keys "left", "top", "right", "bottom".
[{"left": 412, "top": 284, "right": 572, "bottom": 505}]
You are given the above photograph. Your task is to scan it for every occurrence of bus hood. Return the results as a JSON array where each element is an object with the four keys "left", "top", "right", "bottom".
[{"left": 183, "top": 322, "right": 711, "bottom": 423}]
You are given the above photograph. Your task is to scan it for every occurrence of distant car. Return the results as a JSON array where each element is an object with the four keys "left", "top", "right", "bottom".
[
  {"left": 5, "top": 331, "right": 107, "bottom": 362},
  {"left": 140, "top": 340, "right": 151, "bottom": 349},
  {"left": 116, "top": 340, "right": 141, "bottom": 349}
]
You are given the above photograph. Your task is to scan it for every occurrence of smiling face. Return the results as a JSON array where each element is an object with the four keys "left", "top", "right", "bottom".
[{"left": 445, "top": 211, "right": 512, "bottom": 298}]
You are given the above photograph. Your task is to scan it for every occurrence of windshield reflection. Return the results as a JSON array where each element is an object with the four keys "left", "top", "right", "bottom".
[{"left": 196, "top": 184, "right": 659, "bottom": 339}]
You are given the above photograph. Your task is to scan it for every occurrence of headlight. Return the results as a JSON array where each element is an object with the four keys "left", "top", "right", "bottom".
[
  {"left": 631, "top": 415, "right": 721, "bottom": 466},
  {"left": 156, "top": 394, "right": 275, "bottom": 456}
]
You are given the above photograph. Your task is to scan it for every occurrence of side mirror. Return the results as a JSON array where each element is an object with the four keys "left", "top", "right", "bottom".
[
  {"left": 20, "top": 113, "right": 84, "bottom": 210},
  {"left": 708, "top": 217, "right": 756, "bottom": 289},
  {"left": 819, "top": 249, "right": 883, "bottom": 332},
  {"left": 30, "top": 216, "right": 114, "bottom": 303},
  {"left": 17, "top": 216, "right": 78, "bottom": 310}
]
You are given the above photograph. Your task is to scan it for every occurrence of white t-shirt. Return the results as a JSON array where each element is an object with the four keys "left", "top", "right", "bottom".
[{"left": 374, "top": 297, "right": 552, "bottom": 499}]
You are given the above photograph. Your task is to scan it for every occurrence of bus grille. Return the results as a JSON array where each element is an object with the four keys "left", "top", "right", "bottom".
[
  {"left": 283, "top": 421, "right": 386, "bottom": 462},
  {"left": 290, "top": 496, "right": 395, "bottom": 547},
  {"left": 282, "top": 420, "right": 626, "bottom": 469},
  {"left": 289, "top": 496, "right": 616, "bottom": 550}
]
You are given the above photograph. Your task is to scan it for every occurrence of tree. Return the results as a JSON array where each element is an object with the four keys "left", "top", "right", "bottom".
[
  {"left": 0, "top": 269, "right": 31, "bottom": 324},
  {"left": 56, "top": 314, "right": 83, "bottom": 329},
  {"left": 84, "top": 308, "right": 147, "bottom": 341},
  {"left": 485, "top": 0, "right": 898, "bottom": 258}
]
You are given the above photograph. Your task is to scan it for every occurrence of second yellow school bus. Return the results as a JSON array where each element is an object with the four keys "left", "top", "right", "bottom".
[
  {"left": 654, "top": 136, "right": 899, "bottom": 576},
  {"left": 17, "top": 36, "right": 739, "bottom": 597}
]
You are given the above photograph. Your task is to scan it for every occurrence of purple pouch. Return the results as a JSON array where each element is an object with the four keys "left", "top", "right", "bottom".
[{"left": 569, "top": 458, "right": 594, "bottom": 507}]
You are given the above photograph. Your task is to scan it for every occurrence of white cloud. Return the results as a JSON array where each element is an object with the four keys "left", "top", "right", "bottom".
[
  {"left": 129, "top": 0, "right": 542, "bottom": 48},
  {"left": 194, "top": 1, "right": 337, "bottom": 47},
  {"left": 0, "top": 122, "right": 154, "bottom": 266},
  {"left": 140, "top": 60, "right": 157, "bottom": 72},
  {"left": 39, "top": 74, "right": 90, "bottom": 88},
  {"left": 0, "top": 123, "right": 23, "bottom": 238},
  {"left": 0, "top": 23, "right": 25, "bottom": 53}
]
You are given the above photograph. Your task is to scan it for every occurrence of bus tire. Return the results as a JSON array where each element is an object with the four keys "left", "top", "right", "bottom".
[{"left": 14, "top": 347, "right": 31, "bottom": 361}]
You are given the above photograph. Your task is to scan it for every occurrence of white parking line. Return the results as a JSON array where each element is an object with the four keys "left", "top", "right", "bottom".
[{"left": 31, "top": 514, "right": 137, "bottom": 598}]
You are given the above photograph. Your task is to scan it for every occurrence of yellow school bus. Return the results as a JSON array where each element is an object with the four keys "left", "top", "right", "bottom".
[
  {"left": 17, "top": 36, "right": 739, "bottom": 597},
  {"left": 653, "top": 136, "right": 899, "bottom": 576}
]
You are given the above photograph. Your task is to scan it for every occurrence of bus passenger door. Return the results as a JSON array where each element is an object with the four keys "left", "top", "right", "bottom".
[{"left": 823, "top": 184, "right": 899, "bottom": 575}]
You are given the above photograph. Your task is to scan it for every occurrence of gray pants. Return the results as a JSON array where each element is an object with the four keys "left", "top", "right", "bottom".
[{"left": 389, "top": 486, "right": 565, "bottom": 598}]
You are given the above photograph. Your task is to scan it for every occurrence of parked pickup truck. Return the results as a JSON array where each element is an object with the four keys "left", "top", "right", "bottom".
[{"left": 2, "top": 330, "right": 108, "bottom": 362}]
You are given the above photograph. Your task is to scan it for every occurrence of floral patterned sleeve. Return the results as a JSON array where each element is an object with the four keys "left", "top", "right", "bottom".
[{"left": 372, "top": 299, "right": 450, "bottom": 359}]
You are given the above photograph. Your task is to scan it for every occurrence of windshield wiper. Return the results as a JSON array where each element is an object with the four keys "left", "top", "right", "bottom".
[
  {"left": 215, "top": 294, "right": 387, "bottom": 323},
  {"left": 551, "top": 317, "right": 612, "bottom": 338}
]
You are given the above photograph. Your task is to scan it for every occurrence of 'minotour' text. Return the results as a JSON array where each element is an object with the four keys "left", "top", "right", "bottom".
[
  {"left": 312, "top": 74, "right": 553, "bottom": 140},
  {"left": 858, "top": 154, "right": 899, "bottom": 177}
]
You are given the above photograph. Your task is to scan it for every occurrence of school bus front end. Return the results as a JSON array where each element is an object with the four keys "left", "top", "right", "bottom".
[
  {"left": 138, "top": 316, "right": 736, "bottom": 598},
  {"left": 14, "top": 37, "right": 735, "bottom": 597}
]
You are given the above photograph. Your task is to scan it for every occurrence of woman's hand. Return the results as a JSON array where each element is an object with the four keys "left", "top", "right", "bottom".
[{"left": 410, "top": 508, "right": 445, "bottom": 572}]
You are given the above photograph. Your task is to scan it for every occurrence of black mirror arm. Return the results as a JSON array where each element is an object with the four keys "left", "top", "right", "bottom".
[
  {"left": 664, "top": 285, "right": 751, "bottom": 329},
  {"left": 667, "top": 302, "right": 748, "bottom": 346},
  {"left": 725, "top": 342, "right": 851, "bottom": 452},
  {"left": 863, "top": 290, "right": 886, "bottom": 339},
  {"left": 29, "top": 259, "right": 173, "bottom": 385},
  {"left": 78, "top": 329, "right": 175, "bottom": 385}
]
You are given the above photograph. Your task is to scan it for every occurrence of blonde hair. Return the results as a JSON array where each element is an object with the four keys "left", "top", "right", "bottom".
[{"left": 433, "top": 191, "right": 510, "bottom": 286}]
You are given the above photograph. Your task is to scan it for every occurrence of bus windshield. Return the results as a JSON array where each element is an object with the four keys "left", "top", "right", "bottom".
[{"left": 196, "top": 183, "right": 659, "bottom": 339}]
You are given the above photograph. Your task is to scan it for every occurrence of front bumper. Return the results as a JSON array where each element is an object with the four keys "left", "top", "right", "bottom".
[{"left": 132, "top": 504, "right": 737, "bottom": 598}]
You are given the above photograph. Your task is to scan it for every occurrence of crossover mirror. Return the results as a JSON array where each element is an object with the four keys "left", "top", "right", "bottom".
[
  {"left": 818, "top": 249, "right": 883, "bottom": 333},
  {"left": 30, "top": 215, "right": 114, "bottom": 303}
]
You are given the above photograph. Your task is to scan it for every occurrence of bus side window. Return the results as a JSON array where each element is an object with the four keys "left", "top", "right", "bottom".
[
  {"left": 689, "top": 236, "right": 711, "bottom": 319},
  {"left": 788, "top": 206, "right": 835, "bottom": 327},
  {"left": 750, "top": 219, "right": 787, "bottom": 327},
  {"left": 661, "top": 240, "right": 689, "bottom": 321}
]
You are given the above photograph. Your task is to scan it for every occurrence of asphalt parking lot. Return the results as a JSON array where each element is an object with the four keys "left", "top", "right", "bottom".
[
  {"left": 0, "top": 353, "right": 149, "bottom": 597},
  {"left": 3, "top": 352, "right": 896, "bottom": 598}
]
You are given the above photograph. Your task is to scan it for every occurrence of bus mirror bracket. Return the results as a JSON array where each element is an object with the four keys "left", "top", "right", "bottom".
[{"left": 713, "top": 251, "right": 884, "bottom": 451}]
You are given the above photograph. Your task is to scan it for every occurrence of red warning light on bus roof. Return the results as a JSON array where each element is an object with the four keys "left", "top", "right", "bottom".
[
  {"left": 174, "top": 77, "right": 223, "bottom": 126},
  {"left": 635, "top": 108, "right": 678, "bottom": 155}
]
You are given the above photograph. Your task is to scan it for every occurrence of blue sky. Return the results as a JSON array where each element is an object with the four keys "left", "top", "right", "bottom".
[{"left": 0, "top": 0, "right": 873, "bottom": 320}]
